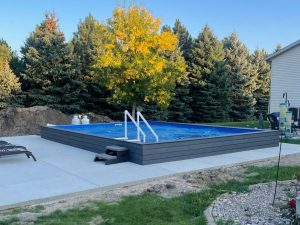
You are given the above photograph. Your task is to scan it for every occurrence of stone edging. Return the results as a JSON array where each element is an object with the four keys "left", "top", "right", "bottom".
[{"left": 204, "top": 205, "right": 217, "bottom": 225}]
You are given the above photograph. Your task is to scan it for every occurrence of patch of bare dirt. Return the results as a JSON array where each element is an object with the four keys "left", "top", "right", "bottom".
[{"left": 0, "top": 106, "right": 112, "bottom": 136}]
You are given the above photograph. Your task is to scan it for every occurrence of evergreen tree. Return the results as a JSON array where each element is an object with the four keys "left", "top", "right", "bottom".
[
  {"left": 167, "top": 77, "right": 192, "bottom": 122},
  {"left": 224, "top": 33, "right": 255, "bottom": 121},
  {"left": 167, "top": 20, "right": 193, "bottom": 122},
  {"left": 10, "top": 53, "right": 25, "bottom": 88},
  {"left": 21, "top": 13, "right": 85, "bottom": 113},
  {"left": 172, "top": 19, "right": 193, "bottom": 62},
  {"left": 206, "top": 62, "right": 231, "bottom": 121},
  {"left": 251, "top": 49, "right": 271, "bottom": 117},
  {"left": 142, "top": 102, "right": 169, "bottom": 121},
  {"left": 71, "top": 14, "right": 118, "bottom": 115},
  {"left": 274, "top": 44, "right": 283, "bottom": 53},
  {"left": 189, "top": 25, "right": 231, "bottom": 122},
  {"left": 71, "top": 14, "right": 102, "bottom": 77}
]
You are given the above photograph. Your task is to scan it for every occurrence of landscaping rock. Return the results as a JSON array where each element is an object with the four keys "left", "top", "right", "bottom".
[
  {"left": 146, "top": 182, "right": 177, "bottom": 193},
  {"left": 0, "top": 106, "right": 113, "bottom": 136},
  {"left": 211, "top": 181, "right": 293, "bottom": 225},
  {"left": 146, "top": 184, "right": 165, "bottom": 193},
  {"left": 166, "top": 182, "right": 176, "bottom": 189}
]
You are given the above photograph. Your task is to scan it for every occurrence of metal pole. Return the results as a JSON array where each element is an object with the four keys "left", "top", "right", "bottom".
[
  {"left": 137, "top": 111, "right": 140, "bottom": 141},
  {"left": 124, "top": 110, "right": 127, "bottom": 139},
  {"left": 273, "top": 132, "right": 283, "bottom": 205},
  {"left": 274, "top": 93, "right": 288, "bottom": 204}
]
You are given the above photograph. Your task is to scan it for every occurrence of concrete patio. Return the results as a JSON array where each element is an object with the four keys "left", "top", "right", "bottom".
[{"left": 1, "top": 135, "right": 300, "bottom": 208}]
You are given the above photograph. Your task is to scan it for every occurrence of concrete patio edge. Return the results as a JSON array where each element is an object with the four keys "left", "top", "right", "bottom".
[{"left": 0, "top": 152, "right": 287, "bottom": 211}]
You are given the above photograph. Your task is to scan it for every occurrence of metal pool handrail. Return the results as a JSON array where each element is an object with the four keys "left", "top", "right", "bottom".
[
  {"left": 124, "top": 110, "right": 146, "bottom": 142},
  {"left": 137, "top": 111, "right": 159, "bottom": 143}
]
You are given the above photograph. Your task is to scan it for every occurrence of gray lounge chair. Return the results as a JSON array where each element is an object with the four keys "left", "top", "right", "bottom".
[
  {"left": 0, "top": 141, "right": 10, "bottom": 146},
  {"left": 0, "top": 141, "right": 36, "bottom": 161}
]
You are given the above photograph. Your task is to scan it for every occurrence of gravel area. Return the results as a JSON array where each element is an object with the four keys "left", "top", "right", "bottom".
[{"left": 211, "top": 181, "right": 294, "bottom": 225}]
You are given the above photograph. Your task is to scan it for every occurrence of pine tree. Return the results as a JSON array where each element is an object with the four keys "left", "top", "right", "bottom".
[
  {"left": 71, "top": 14, "right": 102, "bottom": 77},
  {"left": 224, "top": 33, "right": 255, "bottom": 121},
  {"left": 10, "top": 53, "right": 25, "bottom": 88},
  {"left": 274, "top": 44, "right": 283, "bottom": 53},
  {"left": 142, "top": 102, "right": 169, "bottom": 121},
  {"left": 172, "top": 19, "right": 193, "bottom": 62},
  {"left": 21, "top": 13, "right": 84, "bottom": 113},
  {"left": 71, "top": 14, "right": 117, "bottom": 115},
  {"left": 167, "top": 20, "right": 192, "bottom": 122},
  {"left": 189, "top": 25, "right": 231, "bottom": 122},
  {"left": 166, "top": 80, "right": 191, "bottom": 122},
  {"left": 252, "top": 49, "right": 271, "bottom": 117}
]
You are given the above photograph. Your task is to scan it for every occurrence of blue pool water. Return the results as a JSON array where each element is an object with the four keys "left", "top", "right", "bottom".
[{"left": 54, "top": 121, "right": 260, "bottom": 143}]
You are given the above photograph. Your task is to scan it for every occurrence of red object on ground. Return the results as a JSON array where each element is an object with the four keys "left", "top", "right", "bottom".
[{"left": 290, "top": 198, "right": 296, "bottom": 208}]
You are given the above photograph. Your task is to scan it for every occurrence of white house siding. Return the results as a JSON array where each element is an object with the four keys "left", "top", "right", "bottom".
[{"left": 269, "top": 44, "right": 300, "bottom": 113}]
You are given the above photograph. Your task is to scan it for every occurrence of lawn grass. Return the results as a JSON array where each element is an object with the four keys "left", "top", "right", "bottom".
[
  {"left": 0, "top": 217, "right": 19, "bottom": 225},
  {"left": 216, "top": 219, "right": 235, "bottom": 225},
  {"left": 209, "top": 120, "right": 300, "bottom": 145},
  {"left": 5, "top": 165, "right": 298, "bottom": 225},
  {"left": 207, "top": 120, "right": 270, "bottom": 129},
  {"left": 282, "top": 138, "right": 300, "bottom": 145}
]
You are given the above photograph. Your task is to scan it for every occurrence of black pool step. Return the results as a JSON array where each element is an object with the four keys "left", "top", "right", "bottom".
[
  {"left": 106, "top": 145, "right": 128, "bottom": 152},
  {"left": 94, "top": 145, "right": 129, "bottom": 165},
  {"left": 95, "top": 153, "right": 117, "bottom": 160}
]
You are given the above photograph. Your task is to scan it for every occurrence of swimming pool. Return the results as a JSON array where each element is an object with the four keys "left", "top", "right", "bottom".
[
  {"left": 53, "top": 122, "right": 260, "bottom": 143},
  {"left": 41, "top": 122, "right": 279, "bottom": 165}
]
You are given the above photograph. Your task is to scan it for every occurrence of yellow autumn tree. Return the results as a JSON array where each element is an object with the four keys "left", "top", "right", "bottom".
[
  {"left": 93, "top": 5, "right": 186, "bottom": 117},
  {"left": 0, "top": 42, "right": 20, "bottom": 109}
]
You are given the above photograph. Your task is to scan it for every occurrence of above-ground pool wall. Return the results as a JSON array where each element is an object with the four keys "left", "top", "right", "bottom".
[
  {"left": 140, "top": 130, "right": 279, "bottom": 165},
  {"left": 41, "top": 126, "right": 279, "bottom": 165},
  {"left": 41, "top": 126, "right": 144, "bottom": 162}
]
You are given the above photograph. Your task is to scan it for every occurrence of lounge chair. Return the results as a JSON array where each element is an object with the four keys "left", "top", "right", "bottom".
[
  {"left": 292, "top": 120, "right": 299, "bottom": 136},
  {"left": 267, "top": 113, "right": 279, "bottom": 130},
  {"left": 0, "top": 140, "right": 10, "bottom": 146},
  {"left": 267, "top": 113, "right": 299, "bottom": 136},
  {"left": 0, "top": 141, "right": 36, "bottom": 161}
]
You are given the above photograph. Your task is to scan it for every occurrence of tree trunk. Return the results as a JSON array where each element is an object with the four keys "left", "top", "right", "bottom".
[{"left": 132, "top": 101, "right": 136, "bottom": 120}]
